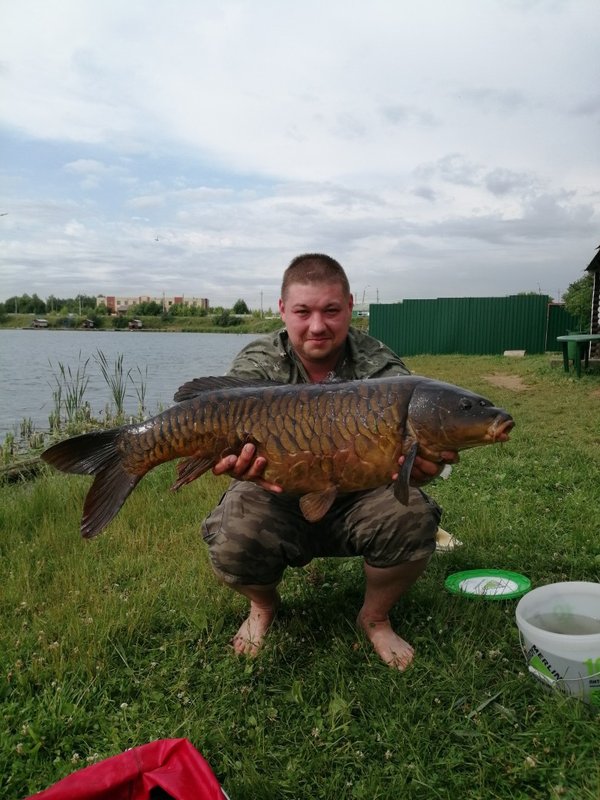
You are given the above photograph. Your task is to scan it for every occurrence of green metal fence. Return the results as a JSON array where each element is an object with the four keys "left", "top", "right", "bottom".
[
  {"left": 545, "top": 303, "right": 583, "bottom": 350},
  {"left": 369, "top": 296, "right": 580, "bottom": 356}
]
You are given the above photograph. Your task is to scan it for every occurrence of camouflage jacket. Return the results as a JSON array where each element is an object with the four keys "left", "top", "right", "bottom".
[{"left": 227, "top": 326, "right": 410, "bottom": 383}]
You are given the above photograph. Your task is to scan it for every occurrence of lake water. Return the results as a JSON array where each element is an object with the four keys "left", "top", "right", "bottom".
[{"left": 0, "top": 329, "right": 267, "bottom": 436}]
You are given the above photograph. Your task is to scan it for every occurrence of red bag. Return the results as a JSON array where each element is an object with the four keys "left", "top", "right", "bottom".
[{"left": 25, "top": 738, "right": 226, "bottom": 800}]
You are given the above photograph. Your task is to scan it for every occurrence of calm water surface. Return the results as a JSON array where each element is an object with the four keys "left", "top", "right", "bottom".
[{"left": 0, "top": 329, "right": 266, "bottom": 435}]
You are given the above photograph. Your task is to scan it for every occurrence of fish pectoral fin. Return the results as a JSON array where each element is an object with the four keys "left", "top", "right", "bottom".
[
  {"left": 299, "top": 487, "right": 338, "bottom": 522},
  {"left": 393, "top": 441, "right": 418, "bottom": 505},
  {"left": 171, "top": 455, "right": 214, "bottom": 490}
]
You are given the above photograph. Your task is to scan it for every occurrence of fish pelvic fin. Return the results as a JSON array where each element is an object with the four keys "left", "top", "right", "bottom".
[
  {"left": 299, "top": 487, "right": 338, "bottom": 522},
  {"left": 393, "top": 441, "right": 418, "bottom": 505},
  {"left": 171, "top": 455, "right": 215, "bottom": 490},
  {"left": 42, "top": 430, "right": 142, "bottom": 538}
]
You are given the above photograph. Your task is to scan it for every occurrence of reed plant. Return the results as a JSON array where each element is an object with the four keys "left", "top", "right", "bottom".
[
  {"left": 1, "top": 354, "right": 599, "bottom": 799},
  {"left": 132, "top": 364, "right": 149, "bottom": 418},
  {"left": 94, "top": 350, "right": 130, "bottom": 420},
  {"left": 48, "top": 353, "right": 92, "bottom": 432}
]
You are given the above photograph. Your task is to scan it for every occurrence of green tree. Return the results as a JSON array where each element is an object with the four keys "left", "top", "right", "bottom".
[
  {"left": 170, "top": 302, "right": 208, "bottom": 317},
  {"left": 214, "top": 310, "right": 241, "bottom": 327},
  {"left": 76, "top": 294, "right": 97, "bottom": 313},
  {"left": 563, "top": 273, "right": 593, "bottom": 331},
  {"left": 49, "top": 296, "right": 75, "bottom": 313},
  {"left": 133, "top": 301, "right": 163, "bottom": 315},
  {"left": 232, "top": 298, "right": 250, "bottom": 314},
  {"left": 169, "top": 302, "right": 198, "bottom": 317},
  {"left": 5, "top": 293, "right": 47, "bottom": 314},
  {"left": 84, "top": 313, "right": 103, "bottom": 328},
  {"left": 30, "top": 293, "right": 47, "bottom": 313}
]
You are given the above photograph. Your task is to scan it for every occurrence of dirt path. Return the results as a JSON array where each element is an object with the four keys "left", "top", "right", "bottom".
[{"left": 482, "top": 374, "right": 529, "bottom": 391}]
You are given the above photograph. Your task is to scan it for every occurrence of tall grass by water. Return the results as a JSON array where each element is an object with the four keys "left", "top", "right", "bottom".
[
  {"left": 1, "top": 354, "right": 599, "bottom": 799},
  {"left": 1, "top": 350, "right": 149, "bottom": 471}
]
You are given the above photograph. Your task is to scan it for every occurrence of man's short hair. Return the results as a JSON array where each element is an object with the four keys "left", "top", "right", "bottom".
[{"left": 281, "top": 253, "right": 351, "bottom": 300}]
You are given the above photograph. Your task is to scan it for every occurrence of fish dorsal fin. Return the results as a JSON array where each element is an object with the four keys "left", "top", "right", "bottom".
[
  {"left": 173, "top": 376, "right": 284, "bottom": 402},
  {"left": 393, "top": 441, "right": 418, "bottom": 505},
  {"left": 299, "top": 487, "right": 338, "bottom": 522},
  {"left": 170, "top": 455, "right": 215, "bottom": 490}
]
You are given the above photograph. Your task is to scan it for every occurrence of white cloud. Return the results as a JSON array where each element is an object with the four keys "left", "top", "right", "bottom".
[{"left": 0, "top": 0, "right": 598, "bottom": 307}]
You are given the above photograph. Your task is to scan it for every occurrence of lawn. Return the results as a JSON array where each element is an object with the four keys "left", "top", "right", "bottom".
[{"left": 1, "top": 354, "right": 599, "bottom": 799}]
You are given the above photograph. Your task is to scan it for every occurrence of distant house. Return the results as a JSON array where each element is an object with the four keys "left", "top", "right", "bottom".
[
  {"left": 97, "top": 294, "right": 209, "bottom": 314},
  {"left": 82, "top": 319, "right": 94, "bottom": 329},
  {"left": 586, "top": 245, "right": 600, "bottom": 356},
  {"left": 128, "top": 318, "right": 143, "bottom": 330},
  {"left": 31, "top": 318, "right": 49, "bottom": 328}
]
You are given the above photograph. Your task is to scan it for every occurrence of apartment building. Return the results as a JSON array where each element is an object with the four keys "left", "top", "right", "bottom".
[{"left": 97, "top": 294, "right": 209, "bottom": 314}]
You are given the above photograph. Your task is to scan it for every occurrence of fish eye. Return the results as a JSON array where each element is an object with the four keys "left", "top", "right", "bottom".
[{"left": 459, "top": 398, "right": 472, "bottom": 410}]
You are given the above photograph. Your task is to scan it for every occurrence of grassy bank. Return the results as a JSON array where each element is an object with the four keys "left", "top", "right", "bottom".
[
  {"left": 1, "top": 355, "right": 599, "bottom": 799},
  {"left": 0, "top": 313, "right": 280, "bottom": 335},
  {"left": 1, "top": 313, "right": 370, "bottom": 335}
]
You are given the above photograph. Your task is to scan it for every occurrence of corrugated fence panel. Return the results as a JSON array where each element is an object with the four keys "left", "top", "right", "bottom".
[
  {"left": 370, "top": 295, "right": 555, "bottom": 356},
  {"left": 545, "top": 303, "right": 581, "bottom": 350}
]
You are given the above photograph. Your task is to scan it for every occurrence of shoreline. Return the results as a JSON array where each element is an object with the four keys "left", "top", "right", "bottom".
[
  {"left": 3, "top": 315, "right": 369, "bottom": 335},
  {"left": 2, "top": 318, "right": 284, "bottom": 335}
]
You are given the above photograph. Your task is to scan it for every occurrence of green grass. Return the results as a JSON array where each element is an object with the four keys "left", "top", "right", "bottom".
[
  {"left": 1, "top": 312, "right": 369, "bottom": 335},
  {"left": 1, "top": 354, "right": 599, "bottom": 799},
  {"left": 0, "top": 312, "right": 285, "bottom": 335}
]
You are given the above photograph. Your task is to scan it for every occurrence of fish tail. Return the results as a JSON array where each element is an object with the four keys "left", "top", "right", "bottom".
[{"left": 42, "top": 429, "right": 143, "bottom": 538}]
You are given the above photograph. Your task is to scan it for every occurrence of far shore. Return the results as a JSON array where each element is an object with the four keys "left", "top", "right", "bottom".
[
  {"left": 0, "top": 313, "right": 284, "bottom": 336},
  {"left": 1, "top": 313, "right": 369, "bottom": 335}
]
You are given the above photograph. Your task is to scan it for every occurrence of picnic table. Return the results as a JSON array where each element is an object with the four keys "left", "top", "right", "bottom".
[{"left": 556, "top": 333, "right": 600, "bottom": 378}]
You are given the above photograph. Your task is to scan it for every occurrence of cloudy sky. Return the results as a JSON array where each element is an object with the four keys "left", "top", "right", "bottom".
[{"left": 1, "top": 0, "right": 598, "bottom": 310}]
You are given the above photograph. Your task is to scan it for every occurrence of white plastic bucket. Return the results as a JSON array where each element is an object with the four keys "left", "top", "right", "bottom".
[{"left": 515, "top": 581, "right": 600, "bottom": 706}]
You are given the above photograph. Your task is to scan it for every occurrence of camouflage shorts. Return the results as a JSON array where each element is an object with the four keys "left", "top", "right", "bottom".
[{"left": 201, "top": 481, "right": 441, "bottom": 586}]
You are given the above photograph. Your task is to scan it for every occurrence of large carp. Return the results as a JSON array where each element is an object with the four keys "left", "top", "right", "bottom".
[{"left": 41, "top": 375, "right": 514, "bottom": 538}]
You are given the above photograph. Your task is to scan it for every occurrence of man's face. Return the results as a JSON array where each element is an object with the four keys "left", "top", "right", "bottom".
[{"left": 278, "top": 281, "right": 353, "bottom": 365}]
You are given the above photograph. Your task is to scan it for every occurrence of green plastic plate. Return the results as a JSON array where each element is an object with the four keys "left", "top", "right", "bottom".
[{"left": 445, "top": 569, "right": 531, "bottom": 600}]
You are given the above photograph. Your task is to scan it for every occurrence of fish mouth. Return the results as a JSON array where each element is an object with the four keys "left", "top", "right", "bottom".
[{"left": 489, "top": 415, "right": 515, "bottom": 442}]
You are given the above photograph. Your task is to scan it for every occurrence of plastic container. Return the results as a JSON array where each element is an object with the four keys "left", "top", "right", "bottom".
[
  {"left": 515, "top": 581, "right": 600, "bottom": 705},
  {"left": 445, "top": 569, "right": 530, "bottom": 600}
]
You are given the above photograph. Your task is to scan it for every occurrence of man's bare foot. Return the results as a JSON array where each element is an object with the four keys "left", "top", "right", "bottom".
[
  {"left": 232, "top": 596, "right": 279, "bottom": 656},
  {"left": 357, "top": 612, "right": 415, "bottom": 670}
]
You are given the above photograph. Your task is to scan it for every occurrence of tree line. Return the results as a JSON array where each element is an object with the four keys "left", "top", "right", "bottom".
[
  {"left": 1, "top": 293, "right": 99, "bottom": 315},
  {"left": 0, "top": 294, "right": 254, "bottom": 320}
]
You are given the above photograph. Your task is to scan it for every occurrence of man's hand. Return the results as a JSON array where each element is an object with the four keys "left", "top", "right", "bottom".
[
  {"left": 212, "top": 443, "right": 283, "bottom": 493},
  {"left": 393, "top": 450, "right": 460, "bottom": 486}
]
